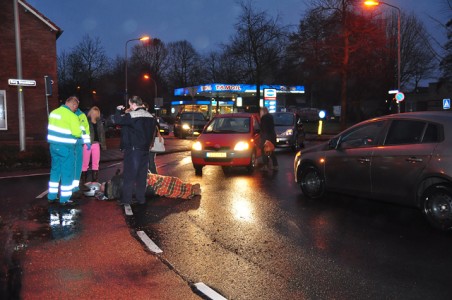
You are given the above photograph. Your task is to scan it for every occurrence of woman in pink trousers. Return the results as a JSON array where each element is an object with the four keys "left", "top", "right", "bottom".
[{"left": 82, "top": 106, "right": 106, "bottom": 183}]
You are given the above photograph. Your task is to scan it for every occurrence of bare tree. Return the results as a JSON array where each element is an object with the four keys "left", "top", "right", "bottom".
[
  {"left": 164, "top": 40, "right": 203, "bottom": 89},
  {"left": 226, "top": 0, "right": 288, "bottom": 110},
  {"left": 57, "top": 35, "right": 109, "bottom": 106},
  {"left": 132, "top": 38, "right": 168, "bottom": 84}
]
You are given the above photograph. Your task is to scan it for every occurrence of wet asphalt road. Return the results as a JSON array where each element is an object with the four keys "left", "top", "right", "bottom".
[
  {"left": 2, "top": 143, "right": 452, "bottom": 299},
  {"left": 131, "top": 150, "right": 452, "bottom": 299}
]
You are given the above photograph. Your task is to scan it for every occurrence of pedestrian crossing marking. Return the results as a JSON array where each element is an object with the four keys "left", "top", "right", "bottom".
[{"left": 443, "top": 98, "right": 450, "bottom": 110}]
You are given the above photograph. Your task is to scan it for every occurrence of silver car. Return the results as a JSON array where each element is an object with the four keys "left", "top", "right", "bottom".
[{"left": 294, "top": 111, "right": 452, "bottom": 231}]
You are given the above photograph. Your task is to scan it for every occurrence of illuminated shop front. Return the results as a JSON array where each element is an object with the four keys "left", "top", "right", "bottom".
[{"left": 172, "top": 83, "right": 305, "bottom": 117}]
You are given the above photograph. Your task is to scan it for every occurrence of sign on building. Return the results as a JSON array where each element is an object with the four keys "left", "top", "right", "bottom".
[{"left": 443, "top": 98, "right": 451, "bottom": 110}]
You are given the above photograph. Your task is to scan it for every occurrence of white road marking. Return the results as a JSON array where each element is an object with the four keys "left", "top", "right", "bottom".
[
  {"left": 194, "top": 282, "right": 227, "bottom": 300},
  {"left": 124, "top": 204, "right": 133, "bottom": 216},
  {"left": 36, "top": 190, "right": 48, "bottom": 199},
  {"left": 0, "top": 172, "right": 49, "bottom": 180},
  {"left": 137, "top": 230, "right": 163, "bottom": 254}
]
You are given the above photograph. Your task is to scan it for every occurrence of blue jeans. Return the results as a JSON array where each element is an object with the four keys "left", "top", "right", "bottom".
[{"left": 121, "top": 149, "right": 149, "bottom": 204}]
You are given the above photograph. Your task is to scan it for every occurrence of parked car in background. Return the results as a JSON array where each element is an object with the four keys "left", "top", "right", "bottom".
[
  {"left": 156, "top": 117, "right": 170, "bottom": 135},
  {"left": 174, "top": 112, "right": 208, "bottom": 138},
  {"left": 191, "top": 113, "right": 262, "bottom": 174},
  {"left": 294, "top": 111, "right": 452, "bottom": 231},
  {"left": 271, "top": 112, "right": 305, "bottom": 151}
]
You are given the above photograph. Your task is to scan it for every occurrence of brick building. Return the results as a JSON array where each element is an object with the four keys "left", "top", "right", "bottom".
[{"left": 0, "top": 0, "right": 61, "bottom": 146}]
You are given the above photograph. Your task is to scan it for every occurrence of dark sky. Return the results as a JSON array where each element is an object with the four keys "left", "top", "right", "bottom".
[{"left": 29, "top": 0, "right": 449, "bottom": 59}]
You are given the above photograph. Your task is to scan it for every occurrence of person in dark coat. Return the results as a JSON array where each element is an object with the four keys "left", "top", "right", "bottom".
[
  {"left": 114, "top": 96, "right": 156, "bottom": 205},
  {"left": 259, "top": 107, "right": 278, "bottom": 171}
]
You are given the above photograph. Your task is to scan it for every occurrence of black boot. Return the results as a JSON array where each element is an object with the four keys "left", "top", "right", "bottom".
[
  {"left": 80, "top": 171, "right": 89, "bottom": 191},
  {"left": 92, "top": 171, "right": 99, "bottom": 183}
]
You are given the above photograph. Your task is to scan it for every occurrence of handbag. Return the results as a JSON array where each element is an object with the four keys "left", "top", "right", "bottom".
[
  {"left": 150, "top": 136, "right": 165, "bottom": 152},
  {"left": 264, "top": 140, "right": 275, "bottom": 155}
]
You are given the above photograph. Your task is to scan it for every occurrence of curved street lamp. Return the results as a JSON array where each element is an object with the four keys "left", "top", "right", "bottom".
[
  {"left": 124, "top": 35, "right": 150, "bottom": 106},
  {"left": 364, "top": 1, "right": 401, "bottom": 113}
]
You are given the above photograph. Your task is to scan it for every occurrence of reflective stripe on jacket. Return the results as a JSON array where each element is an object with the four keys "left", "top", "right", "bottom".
[
  {"left": 76, "top": 109, "right": 91, "bottom": 144},
  {"left": 47, "top": 105, "right": 82, "bottom": 144}
]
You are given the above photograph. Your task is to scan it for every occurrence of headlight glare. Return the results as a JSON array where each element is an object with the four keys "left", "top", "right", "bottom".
[
  {"left": 234, "top": 141, "right": 249, "bottom": 151},
  {"left": 283, "top": 129, "right": 293, "bottom": 136},
  {"left": 182, "top": 123, "right": 190, "bottom": 130},
  {"left": 192, "top": 141, "right": 202, "bottom": 151}
]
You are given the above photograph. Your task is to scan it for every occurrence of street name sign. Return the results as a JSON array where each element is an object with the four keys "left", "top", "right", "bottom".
[{"left": 8, "top": 79, "right": 36, "bottom": 86}]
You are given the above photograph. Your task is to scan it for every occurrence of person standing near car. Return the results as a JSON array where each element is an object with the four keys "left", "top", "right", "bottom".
[
  {"left": 82, "top": 106, "right": 106, "bottom": 183},
  {"left": 47, "top": 96, "right": 82, "bottom": 205},
  {"left": 260, "top": 106, "right": 278, "bottom": 171},
  {"left": 114, "top": 96, "right": 156, "bottom": 205}
]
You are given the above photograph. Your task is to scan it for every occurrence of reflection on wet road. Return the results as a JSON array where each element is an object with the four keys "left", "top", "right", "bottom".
[{"left": 48, "top": 206, "right": 81, "bottom": 240}]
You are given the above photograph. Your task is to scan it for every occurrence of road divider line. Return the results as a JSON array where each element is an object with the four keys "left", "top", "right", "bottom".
[
  {"left": 137, "top": 231, "right": 163, "bottom": 254},
  {"left": 124, "top": 204, "right": 133, "bottom": 216},
  {"left": 194, "top": 282, "right": 227, "bottom": 300},
  {"left": 36, "top": 190, "right": 49, "bottom": 199}
]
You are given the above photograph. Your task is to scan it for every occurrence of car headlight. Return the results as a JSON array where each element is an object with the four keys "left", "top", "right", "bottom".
[
  {"left": 192, "top": 141, "right": 202, "bottom": 151},
  {"left": 234, "top": 141, "right": 249, "bottom": 151},
  {"left": 281, "top": 129, "right": 293, "bottom": 136},
  {"left": 182, "top": 123, "right": 191, "bottom": 130}
]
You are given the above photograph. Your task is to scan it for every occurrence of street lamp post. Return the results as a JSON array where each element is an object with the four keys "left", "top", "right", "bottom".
[
  {"left": 364, "top": 1, "right": 401, "bottom": 113},
  {"left": 124, "top": 36, "right": 150, "bottom": 106},
  {"left": 143, "top": 74, "right": 158, "bottom": 110}
]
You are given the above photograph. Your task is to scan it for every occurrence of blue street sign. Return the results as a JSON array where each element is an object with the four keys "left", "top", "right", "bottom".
[{"left": 443, "top": 98, "right": 451, "bottom": 110}]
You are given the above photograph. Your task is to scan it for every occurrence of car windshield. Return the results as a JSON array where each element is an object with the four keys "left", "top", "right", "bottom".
[
  {"left": 205, "top": 117, "right": 250, "bottom": 133},
  {"left": 272, "top": 113, "right": 294, "bottom": 126},
  {"left": 180, "top": 113, "right": 205, "bottom": 121}
]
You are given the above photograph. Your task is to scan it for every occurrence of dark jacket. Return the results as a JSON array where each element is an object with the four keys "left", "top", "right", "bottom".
[
  {"left": 260, "top": 113, "right": 277, "bottom": 146},
  {"left": 114, "top": 107, "right": 156, "bottom": 151},
  {"left": 88, "top": 118, "right": 107, "bottom": 150}
]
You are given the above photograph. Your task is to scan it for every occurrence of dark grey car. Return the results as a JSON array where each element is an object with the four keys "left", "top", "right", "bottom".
[
  {"left": 271, "top": 112, "right": 305, "bottom": 151},
  {"left": 294, "top": 111, "right": 452, "bottom": 230},
  {"left": 173, "top": 112, "right": 208, "bottom": 139}
]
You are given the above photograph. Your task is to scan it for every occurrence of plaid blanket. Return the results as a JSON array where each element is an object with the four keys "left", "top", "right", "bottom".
[{"left": 147, "top": 173, "right": 194, "bottom": 199}]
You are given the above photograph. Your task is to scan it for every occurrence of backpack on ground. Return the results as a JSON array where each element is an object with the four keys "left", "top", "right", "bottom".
[{"left": 104, "top": 169, "right": 123, "bottom": 200}]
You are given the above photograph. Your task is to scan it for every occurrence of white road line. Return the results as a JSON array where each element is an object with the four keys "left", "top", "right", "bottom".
[
  {"left": 36, "top": 190, "right": 48, "bottom": 199},
  {"left": 136, "top": 230, "right": 163, "bottom": 254},
  {"left": 194, "top": 282, "right": 227, "bottom": 300},
  {"left": 124, "top": 204, "right": 133, "bottom": 216},
  {"left": 0, "top": 172, "right": 49, "bottom": 180}
]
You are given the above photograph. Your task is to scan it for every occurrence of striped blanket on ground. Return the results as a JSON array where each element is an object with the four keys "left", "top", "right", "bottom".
[{"left": 147, "top": 173, "right": 195, "bottom": 200}]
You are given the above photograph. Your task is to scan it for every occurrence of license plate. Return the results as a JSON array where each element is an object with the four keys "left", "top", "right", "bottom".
[{"left": 206, "top": 152, "right": 227, "bottom": 158}]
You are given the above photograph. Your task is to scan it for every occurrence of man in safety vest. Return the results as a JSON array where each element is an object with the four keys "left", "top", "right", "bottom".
[
  {"left": 47, "top": 96, "right": 82, "bottom": 205},
  {"left": 72, "top": 108, "right": 91, "bottom": 195}
]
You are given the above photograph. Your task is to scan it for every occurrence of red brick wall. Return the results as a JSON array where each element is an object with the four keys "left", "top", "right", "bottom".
[{"left": 0, "top": 1, "right": 60, "bottom": 144}]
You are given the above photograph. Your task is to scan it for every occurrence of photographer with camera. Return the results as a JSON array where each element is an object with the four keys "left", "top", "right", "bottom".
[{"left": 114, "top": 96, "right": 156, "bottom": 205}]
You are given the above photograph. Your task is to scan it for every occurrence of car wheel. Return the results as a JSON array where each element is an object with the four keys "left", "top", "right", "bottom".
[
  {"left": 194, "top": 164, "right": 203, "bottom": 175},
  {"left": 422, "top": 184, "right": 452, "bottom": 231},
  {"left": 247, "top": 150, "right": 257, "bottom": 173},
  {"left": 299, "top": 165, "right": 324, "bottom": 199}
]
